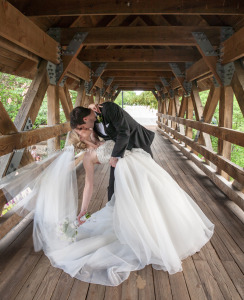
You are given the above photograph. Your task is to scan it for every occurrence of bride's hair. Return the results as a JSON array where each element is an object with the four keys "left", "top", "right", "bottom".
[{"left": 67, "top": 130, "right": 87, "bottom": 152}]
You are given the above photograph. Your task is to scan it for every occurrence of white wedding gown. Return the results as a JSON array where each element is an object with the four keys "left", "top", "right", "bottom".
[{"left": 1, "top": 140, "right": 214, "bottom": 286}]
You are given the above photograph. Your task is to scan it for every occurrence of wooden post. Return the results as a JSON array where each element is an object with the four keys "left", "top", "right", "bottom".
[
  {"left": 185, "top": 96, "right": 193, "bottom": 149},
  {"left": 47, "top": 85, "right": 60, "bottom": 154},
  {"left": 191, "top": 82, "right": 213, "bottom": 164},
  {"left": 94, "top": 89, "right": 100, "bottom": 104},
  {"left": 171, "top": 97, "right": 176, "bottom": 129},
  {"left": 161, "top": 99, "right": 167, "bottom": 126},
  {"left": 59, "top": 86, "right": 73, "bottom": 121},
  {"left": 217, "top": 86, "right": 233, "bottom": 180},
  {"left": 167, "top": 98, "right": 173, "bottom": 129},
  {"left": 63, "top": 84, "right": 73, "bottom": 111},
  {"left": 157, "top": 97, "right": 162, "bottom": 127},
  {"left": 75, "top": 82, "right": 86, "bottom": 107},
  {"left": 203, "top": 84, "right": 220, "bottom": 123}
]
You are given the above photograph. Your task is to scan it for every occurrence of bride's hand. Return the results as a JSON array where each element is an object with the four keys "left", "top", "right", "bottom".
[
  {"left": 88, "top": 103, "right": 102, "bottom": 114},
  {"left": 77, "top": 209, "right": 87, "bottom": 225}
]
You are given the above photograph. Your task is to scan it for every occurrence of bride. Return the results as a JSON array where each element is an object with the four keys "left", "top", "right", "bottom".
[{"left": 0, "top": 128, "right": 214, "bottom": 286}]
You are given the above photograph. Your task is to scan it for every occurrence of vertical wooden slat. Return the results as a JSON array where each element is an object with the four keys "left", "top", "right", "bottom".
[
  {"left": 74, "top": 82, "right": 86, "bottom": 108},
  {"left": 185, "top": 96, "right": 193, "bottom": 150},
  {"left": 47, "top": 85, "right": 60, "bottom": 153},
  {"left": 94, "top": 88, "right": 100, "bottom": 104},
  {"left": 59, "top": 86, "right": 71, "bottom": 121},
  {"left": 203, "top": 84, "right": 220, "bottom": 123},
  {"left": 217, "top": 86, "right": 233, "bottom": 180},
  {"left": 64, "top": 84, "right": 73, "bottom": 111},
  {"left": 191, "top": 82, "right": 213, "bottom": 165}
]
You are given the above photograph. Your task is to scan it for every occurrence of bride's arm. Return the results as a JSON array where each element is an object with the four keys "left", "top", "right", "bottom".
[{"left": 77, "top": 153, "right": 95, "bottom": 224}]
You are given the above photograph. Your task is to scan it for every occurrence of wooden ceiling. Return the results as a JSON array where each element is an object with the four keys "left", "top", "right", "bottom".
[{"left": 1, "top": 1, "right": 244, "bottom": 94}]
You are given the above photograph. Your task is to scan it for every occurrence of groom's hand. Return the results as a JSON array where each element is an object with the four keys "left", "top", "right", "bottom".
[
  {"left": 110, "top": 157, "right": 118, "bottom": 167},
  {"left": 88, "top": 103, "right": 102, "bottom": 114}
]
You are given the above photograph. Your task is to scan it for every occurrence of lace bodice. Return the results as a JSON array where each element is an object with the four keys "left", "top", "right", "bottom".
[
  {"left": 96, "top": 140, "right": 150, "bottom": 164},
  {"left": 96, "top": 140, "right": 115, "bottom": 164}
]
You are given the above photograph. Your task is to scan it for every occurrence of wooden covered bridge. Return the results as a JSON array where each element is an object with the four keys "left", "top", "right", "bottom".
[{"left": 0, "top": 1, "right": 244, "bottom": 299}]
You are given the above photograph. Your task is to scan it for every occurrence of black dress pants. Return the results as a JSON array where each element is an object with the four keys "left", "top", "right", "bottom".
[{"left": 107, "top": 145, "right": 153, "bottom": 201}]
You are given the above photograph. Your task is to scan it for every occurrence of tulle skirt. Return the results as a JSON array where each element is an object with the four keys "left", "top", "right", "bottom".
[
  {"left": 39, "top": 148, "right": 214, "bottom": 286},
  {"left": 1, "top": 147, "right": 214, "bottom": 286}
]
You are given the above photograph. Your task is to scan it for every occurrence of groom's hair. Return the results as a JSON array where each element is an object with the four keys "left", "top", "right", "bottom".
[{"left": 70, "top": 106, "right": 91, "bottom": 129}]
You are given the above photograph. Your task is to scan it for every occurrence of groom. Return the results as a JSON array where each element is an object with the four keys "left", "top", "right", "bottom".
[{"left": 70, "top": 101, "right": 155, "bottom": 201}]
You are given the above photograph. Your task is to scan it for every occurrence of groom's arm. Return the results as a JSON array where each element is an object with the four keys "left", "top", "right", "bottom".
[{"left": 104, "top": 103, "right": 130, "bottom": 158}]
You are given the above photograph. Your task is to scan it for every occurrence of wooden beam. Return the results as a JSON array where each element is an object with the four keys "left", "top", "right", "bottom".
[
  {"left": 157, "top": 113, "right": 244, "bottom": 147},
  {"left": 203, "top": 84, "right": 220, "bottom": 123},
  {"left": 170, "top": 77, "right": 181, "bottom": 90},
  {"left": 47, "top": 85, "right": 60, "bottom": 152},
  {"left": 157, "top": 122, "right": 244, "bottom": 185},
  {"left": 14, "top": 61, "right": 49, "bottom": 131},
  {"left": 0, "top": 36, "right": 39, "bottom": 62},
  {"left": 185, "top": 96, "right": 194, "bottom": 149},
  {"left": 0, "top": 0, "right": 59, "bottom": 64},
  {"left": 111, "top": 90, "right": 121, "bottom": 102},
  {"left": 74, "top": 82, "right": 86, "bottom": 107},
  {"left": 222, "top": 27, "right": 244, "bottom": 64},
  {"left": 115, "top": 82, "right": 158, "bottom": 88},
  {"left": 60, "top": 26, "right": 220, "bottom": 46},
  {"left": 191, "top": 82, "right": 213, "bottom": 165},
  {"left": 178, "top": 95, "right": 187, "bottom": 118},
  {"left": 105, "top": 63, "right": 173, "bottom": 71},
  {"left": 169, "top": 64, "right": 187, "bottom": 94},
  {"left": 68, "top": 59, "right": 104, "bottom": 89},
  {"left": 114, "top": 80, "right": 161, "bottom": 85},
  {"left": 231, "top": 60, "right": 244, "bottom": 116},
  {"left": 0, "top": 123, "right": 70, "bottom": 156},
  {"left": 68, "top": 59, "right": 90, "bottom": 81},
  {"left": 59, "top": 87, "right": 72, "bottom": 121},
  {"left": 64, "top": 84, "right": 74, "bottom": 111},
  {"left": 13, "top": 1, "right": 244, "bottom": 16},
  {"left": 118, "top": 87, "right": 154, "bottom": 91},
  {"left": 186, "top": 58, "right": 210, "bottom": 82},
  {"left": 14, "top": 58, "right": 37, "bottom": 78},
  {"left": 0, "top": 102, "right": 17, "bottom": 135},
  {"left": 217, "top": 86, "right": 233, "bottom": 179},
  {"left": 79, "top": 48, "right": 201, "bottom": 62},
  {"left": 103, "top": 71, "right": 172, "bottom": 78},
  {"left": 111, "top": 77, "right": 163, "bottom": 82},
  {"left": 195, "top": 48, "right": 222, "bottom": 86},
  {"left": 58, "top": 34, "right": 87, "bottom": 85}
]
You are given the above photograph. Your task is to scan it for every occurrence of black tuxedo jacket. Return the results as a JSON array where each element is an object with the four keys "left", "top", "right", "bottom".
[{"left": 93, "top": 102, "right": 155, "bottom": 158}]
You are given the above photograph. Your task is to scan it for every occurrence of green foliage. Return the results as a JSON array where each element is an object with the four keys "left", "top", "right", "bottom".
[
  {"left": 115, "top": 91, "right": 158, "bottom": 109},
  {"left": 0, "top": 72, "right": 31, "bottom": 120}
]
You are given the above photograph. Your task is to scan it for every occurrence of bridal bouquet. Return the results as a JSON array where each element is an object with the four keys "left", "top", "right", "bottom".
[{"left": 57, "top": 213, "right": 91, "bottom": 242}]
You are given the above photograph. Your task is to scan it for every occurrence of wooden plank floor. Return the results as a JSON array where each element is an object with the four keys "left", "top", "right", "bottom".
[{"left": 0, "top": 129, "right": 243, "bottom": 300}]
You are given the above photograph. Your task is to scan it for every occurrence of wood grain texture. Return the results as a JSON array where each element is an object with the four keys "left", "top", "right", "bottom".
[{"left": 0, "top": 130, "right": 243, "bottom": 300}]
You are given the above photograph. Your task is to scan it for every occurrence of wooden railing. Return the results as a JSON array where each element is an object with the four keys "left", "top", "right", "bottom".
[{"left": 156, "top": 113, "right": 244, "bottom": 210}]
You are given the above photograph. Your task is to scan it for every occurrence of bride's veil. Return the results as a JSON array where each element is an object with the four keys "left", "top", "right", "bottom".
[{"left": 0, "top": 137, "right": 79, "bottom": 251}]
